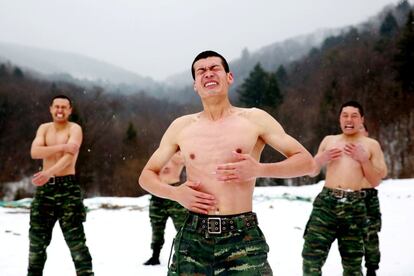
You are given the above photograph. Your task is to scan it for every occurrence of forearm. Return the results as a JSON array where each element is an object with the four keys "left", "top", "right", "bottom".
[
  {"left": 139, "top": 169, "right": 177, "bottom": 200},
  {"left": 361, "top": 161, "right": 384, "bottom": 187},
  {"left": 309, "top": 154, "right": 325, "bottom": 177},
  {"left": 31, "top": 145, "right": 63, "bottom": 159},
  {"left": 258, "top": 152, "right": 315, "bottom": 178},
  {"left": 43, "top": 154, "right": 73, "bottom": 176}
]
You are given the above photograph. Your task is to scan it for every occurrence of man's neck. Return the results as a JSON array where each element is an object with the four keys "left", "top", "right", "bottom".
[
  {"left": 53, "top": 121, "right": 70, "bottom": 131},
  {"left": 201, "top": 99, "right": 233, "bottom": 121},
  {"left": 341, "top": 132, "right": 363, "bottom": 141}
]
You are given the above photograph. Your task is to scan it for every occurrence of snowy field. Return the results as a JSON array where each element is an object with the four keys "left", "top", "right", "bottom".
[{"left": 0, "top": 179, "right": 413, "bottom": 276}]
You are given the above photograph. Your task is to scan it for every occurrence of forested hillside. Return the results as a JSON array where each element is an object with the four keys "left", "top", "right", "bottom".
[
  {"left": 0, "top": 67, "right": 199, "bottom": 198},
  {"left": 258, "top": 2, "right": 414, "bottom": 182},
  {"left": 1, "top": 2, "right": 413, "bottom": 199}
]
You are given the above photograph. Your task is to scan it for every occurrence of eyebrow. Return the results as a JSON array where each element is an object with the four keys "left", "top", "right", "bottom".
[{"left": 195, "top": 64, "right": 221, "bottom": 72}]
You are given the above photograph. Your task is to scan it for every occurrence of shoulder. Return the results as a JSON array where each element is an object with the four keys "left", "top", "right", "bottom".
[
  {"left": 363, "top": 136, "right": 382, "bottom": 150},
  {"left": 37, "top": 122, "right": 52, "bottom": 132},
  {"left": 238, "top": 107, "right": 269, "bottom": 118},
  {"left": 318, "top": 135, "right": 339, "bottom": 148},
  {"left": 237, "top": 107, "right": 277, "bottom": 125},
  {"left": 68, "top": 122, "right": 82, "bottom": 133},
  {"left": 164, "top": 113, "right": 199, "bottom": 139},
  {"left": 170, "top": 113, "right": 198, "bottom": 129},
  {"left": 322, "top": 135, "right": 339, "bottom": 143},
  {"left": 69, "top": 122, "right": 82, "bottom": 130}
]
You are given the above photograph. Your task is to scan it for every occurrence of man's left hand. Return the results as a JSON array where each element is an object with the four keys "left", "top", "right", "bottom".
[
  {"left": 344, "top": 143, "right": 369, "bottom": 163},
  {"left": 32, "top": 171, "right": 52, "bottom": 186},
  {"left": 215, "top": 151, "right": 259, "bottom": 182}
]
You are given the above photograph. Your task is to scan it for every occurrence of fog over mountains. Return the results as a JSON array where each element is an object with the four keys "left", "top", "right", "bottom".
[
  {"left": 0, "top": 26, "right": 338, "bottom": 94},
  {"left": 0, "top": 42, "right": 162, "bottom": 94},
  {"left": 0, "top": 2, "right": 398, "bottom": 98}
]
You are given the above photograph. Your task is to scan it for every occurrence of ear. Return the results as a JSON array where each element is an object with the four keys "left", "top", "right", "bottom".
[
  {"left": 227, "top": 72, "right": 234, "bottom": 84},
  {"left": 193, "top": 82, "right": 197, "bottom": 92}
]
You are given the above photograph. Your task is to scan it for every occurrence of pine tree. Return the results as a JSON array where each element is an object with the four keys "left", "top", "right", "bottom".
[
  {"left": 276, "top": 65, "right": 288, "bottom": 86},
  {"left": 13, "top": 67, "right": 24, "bottom": 78},
  {"left": 266, "top": 72, "right": 283, "bottom": 107},
  {"left": 125, "top": 122, "right": 137, "bottom": 142},
  {"left": 238, "top": 63, "right": 268, "bottom": 107},
  {"left": 237, "top": 63, "right": 283, "bottom": 110},
  {"left": 380, "top": 12, "right": 399, "bottom": 38},
  {"left": 394, "top": 10, "right": 414, "bottom": 93}
]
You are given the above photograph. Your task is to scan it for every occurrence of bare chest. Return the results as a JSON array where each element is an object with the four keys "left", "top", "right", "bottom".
[
  {"left": 178, "top": 118, "right": 259, "bottom": 166},
  {"left": 45, "top": 127, "right": 70, "bottom": 146},
  {"left": 327, "top": 139, "right": 369, "bottom": 170}
]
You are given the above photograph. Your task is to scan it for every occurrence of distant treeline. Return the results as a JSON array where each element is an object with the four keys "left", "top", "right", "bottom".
[{"left": 0, "top": 3, "right": 413, "bottom": 199}]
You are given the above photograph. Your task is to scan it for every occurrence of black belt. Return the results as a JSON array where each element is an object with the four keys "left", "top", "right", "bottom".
[
  {"left": 362, "top": 188, "right": 378, "bottom": 197},
  {"left": 322, "top": 187, "right": 366, "bottom": 200},
  {"left": 47, "top": 175, "right": 76, "bottom": 185},
  {"left": 187, "top": 212, "right": 258, "bottom": 235}
]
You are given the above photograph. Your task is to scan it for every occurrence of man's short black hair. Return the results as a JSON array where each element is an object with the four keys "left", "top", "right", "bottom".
[
  {"left": 51, "top": 95, "right": 72, "bottom": 107},
  {"left": 191, "top": 50, "right": 230, "bottom": 80},
  {"left": 339, "top": 100, "right": 364, "bottom": 117}
]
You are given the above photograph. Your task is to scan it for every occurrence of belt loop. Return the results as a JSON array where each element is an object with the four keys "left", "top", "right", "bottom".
[{"left": 49, "top": 176, "right": 55, "bottom": 185}]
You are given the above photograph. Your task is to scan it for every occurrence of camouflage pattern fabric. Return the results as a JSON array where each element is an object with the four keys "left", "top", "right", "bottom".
[
  {"left": 27, "top": 176, "right": 93, "bottom": 276},
  {"left": 168, "top": 212, "right": 273, "bottom": 276},
  {"left": 149, "top": 194, "right": 188, "bottom": 250},
  {"left": 362, "top": 188, "right": 381, "bottom": 270},
  {"left": 302, "top": 187, "right": 367, "bottom": 276}
]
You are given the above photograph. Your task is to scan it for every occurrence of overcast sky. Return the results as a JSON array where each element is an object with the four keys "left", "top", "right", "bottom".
[{"left": 0, "top": 0, "right": 406, "bottom": 81}]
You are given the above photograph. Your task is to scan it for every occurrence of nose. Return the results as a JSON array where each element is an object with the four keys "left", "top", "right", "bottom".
[{"left": 204, "top": 70, "right": 214, "bottom": 78}]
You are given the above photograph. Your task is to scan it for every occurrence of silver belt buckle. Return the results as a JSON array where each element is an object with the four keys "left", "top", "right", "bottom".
[
  {"left": 208, "top": 217, "right": 222, "bottom": 234},
  {"left": 49, "top": 176, "right": 55, "bottom": 185}
]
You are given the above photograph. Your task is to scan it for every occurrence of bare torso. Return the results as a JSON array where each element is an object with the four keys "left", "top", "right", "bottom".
[
  {"left": 324, "top": 134, "right": 372, "bottom": 190},
  {"left": 177, "top": 108, "right": 265, "bottom": 215},
  {"left": 42, "top": 122, "right": 78, "bottom": 176}
]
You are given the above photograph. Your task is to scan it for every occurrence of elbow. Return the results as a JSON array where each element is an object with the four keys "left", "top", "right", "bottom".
[
  {"left": 371, "top": 182, "right": 380, "bottom": 188},
  {"left": 305, "top": 154, "right": 318, "bottom": 177},
  {"left": 30, "top": 149, "right": 41, "bottom": 159},
  {"left": 138, "top": 171, "right": 149, "bottom": 192}
]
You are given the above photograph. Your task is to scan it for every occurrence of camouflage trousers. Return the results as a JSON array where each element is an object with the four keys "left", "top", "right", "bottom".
[
  {"left": 362, "top": 188, "right": 381, "bottom": 270},
  {"left": 168, "top": 212, "right": 273, "bottom": 276},
  {"left": 27, "top": 175, "right": 93, "bottom": 276},
  {"left": 149, "top": 195, "right": 188, "bottom": 250},
  {"left": 302, "top": 187, "right": 367, "bottom": 276}
]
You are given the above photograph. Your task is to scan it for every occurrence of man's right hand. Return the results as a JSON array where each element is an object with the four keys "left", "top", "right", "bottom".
[
  {"left": 317, "top": 148, "right": 342, "bottom": 165},
  {"left": 62, "top": 143, "right": 80, "bottom": 155},
  {"left": 174, "top": 181, "right": 216, "bottom": 215}
]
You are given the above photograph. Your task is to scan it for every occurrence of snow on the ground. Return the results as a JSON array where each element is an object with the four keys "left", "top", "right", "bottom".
[{"left": 0, "top": 179, "right": 413, "bottom": 276}]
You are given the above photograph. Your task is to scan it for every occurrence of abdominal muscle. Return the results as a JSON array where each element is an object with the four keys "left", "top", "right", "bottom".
[
  {"left": 42, "top": 154, "right": 78, "bottom": 176},
  {"left": 186, "top": 162, "right": 255, "bottom": 215},
  {"left": 324, "top": 156, "right": 365, "bottom": 191}
]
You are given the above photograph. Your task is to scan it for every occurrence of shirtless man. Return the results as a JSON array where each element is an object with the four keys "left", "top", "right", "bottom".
[
  {"left": 28, "top": 95, "right": 93, "bottom": 276},
  {"left": 302, "top": 101, "right": 387, "bottom": 276},
  {"left": 139, "top": 50, "right": 315, "bottom": 275},
  {"left": 144, "top": 151, "right": 187, "bottom": 266}
]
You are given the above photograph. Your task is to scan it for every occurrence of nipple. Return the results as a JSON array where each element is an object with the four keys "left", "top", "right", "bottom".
[
  {"left": 236, "top": 148, "right": 242, "bottom": 153},
  {"left": 190, "top": 153, "right": 195, "bottom": 160}
]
